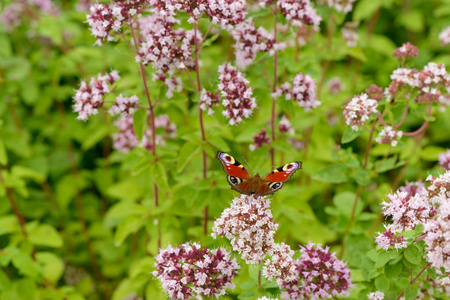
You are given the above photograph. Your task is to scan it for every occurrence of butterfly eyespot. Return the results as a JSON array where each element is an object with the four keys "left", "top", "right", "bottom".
[
  {"left": 271, "top": 183, "right": 281, "bottom": 190},
  {"left": 229, "top": 176, "right": 238, "bottom": 184}
]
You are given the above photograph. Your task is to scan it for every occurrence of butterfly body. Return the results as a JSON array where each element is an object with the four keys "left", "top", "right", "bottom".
[{"left": 216, "top": 151, "right": 302, "bottom": 196}]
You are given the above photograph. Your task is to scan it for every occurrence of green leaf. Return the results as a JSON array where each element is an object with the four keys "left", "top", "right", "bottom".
[
  {"left": 369, "top": 35, "right": 396, "bottom": 57},
  {"left": 419, "top": 146, "right": 445, "bottom": 161},
  {"left": 374, "top": 274, "right": 389, "bottom": 292},
  {"left": 35, "top": 252, "right": 64, "bottom": 283},
  {"left": 313, "top": 164, "right": 349, "bottom": 183},
  {"left": 353, "top": 0, "right": 382, "bottom": 21},
  {"left": 341, "top": 127, "right": 361, "bottom": 144},
  {"left": 405, "top": 287, "right": 419, "bottom": 300},
  {"left": 28, "top": 224, "right": 63, "bottom": 248},
  {"left": 11, "top": 166, "right": 45, "bottom": 183},
  {"left": 375, "top": 157, "right": 397, "bottom": 173},
  {"left": 396, "top": 10, "right": 424, "bottom": 33},
  {"left": 385, "top": 262, "right": 402, "bottom": 278},
  {"left": 7, "top": 248, "right": 39, "bottom": 278},
  {"left": 81, "top": 125, "right": 111, "bottom": 150},
  {"left": 0, "top": 138, "right": 7, "bottom": 166},
  {"left": 0, "top": 215, "right": 19, "bottom": 236},
  {"left": 133, "top": 109, "right": 146, "bottom": 141},
  {"left": 404, "top": 246, "right": 421, "bottom": 265},
  {"left": 347, "top": 47, "right": 367, "bottom": 62},
  {"left": 353, "top": 169, "right": 371, "bottom": 186},
  {"left": 177, "top": 142, "right": 201, "bottom": 173},
  {"left": 114, "top": 215, "right": 144, "bottom": 246},
  {"left": 151, "top": 162, "right": 169, "bottom": 191},
  {"left": 427, "top": 267, "right": 437, "bottom": 279},
  {"left": 332, "top": 192, "right": 362, "bottom": 217}
]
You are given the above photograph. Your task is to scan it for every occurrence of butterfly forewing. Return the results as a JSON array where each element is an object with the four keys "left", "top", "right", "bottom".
[{"left": 261, "top": 161, "right": 302, "bottom": 182}]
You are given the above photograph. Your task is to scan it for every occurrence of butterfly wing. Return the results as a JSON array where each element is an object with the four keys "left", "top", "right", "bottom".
[
  {"left": 216, "top": 151, "right": 253, "bottom": 195},
  {"left": 258, "top": 161, "right": 302, "bottom": 195}
]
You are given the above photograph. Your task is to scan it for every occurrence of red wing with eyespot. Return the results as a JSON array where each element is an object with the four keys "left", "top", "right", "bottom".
[
  {"left": 216, "top": 151, "right": 252, "bottom": 180},
  {"left": 262, "top": 161, "right": 302, "bottom": 182}
]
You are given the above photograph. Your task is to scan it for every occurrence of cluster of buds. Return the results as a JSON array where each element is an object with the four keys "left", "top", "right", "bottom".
[
  {"left": 281, "top": 243, "right": 353, "bottom": 300},
  {"left": 327, "top": 77, "right": 344, "bottom": 95},
  {"left": 73, "top": 70, "right": 120, "bottom": 121},
  {"left": 393, "top": 42, "right": 419, "bottom": 60},
  {"left": 341, "top": 22, "right": 358, "bottom": 47},
  {"left": 375, "top": 126, "right": 403, "bottom": 147},
  {"left": 137, "top": 12, "right": 194, "bottom": 75},
  {"left": 439, "top": 26, "right": 450, "bottom": 46},
  {"left": 343, "top": 93, "right": 378, "bottom": 131},
  {"left": 199, "top": 89, "right": 220, "bottom": 115},
  {"left": 86, "top": 0, "right": 147, "bottom": 45},
  {"left": 321, "top": 0, "right": 356, "bottom": 13},
  {"left": 249, "top": 129, "right": 271, "bottom": 151},
  {"left": 278, "top": 73, "right": 321, "bottom": 111},
  {"left": 398, "top": 180, "right": 425, "bottom": 197},
  {"left": 375, "top": 224, "right": 408, "bottom": 250},
  {"left": 211, "top": 195, "right": 278, "bottom": 264},
  {"left": 278, "top": 115, "right": 295, "bottom": 135},
  {"left": 380, "top": 191, "right": 436, "bottom": 231},
  {"left": 365, "top": 84, "right": 384, "bottom": 101},
  {"left": 153, "top": 242, "right": 240, "bottom": 299},
  {"left": 232, "top": 20, "right": 276, "bottom": 69},
  {"left": 278, "top": 0, "right": 321, "bottom": 29},
  {"left": 149, "top": 0, "right": 208, "bottom": 21},
  {"left": 439, "top": 149, "right": 450, "bottom": 171},
  {"left": 218, "top": 63, "right": 257, "bottom": 125}
]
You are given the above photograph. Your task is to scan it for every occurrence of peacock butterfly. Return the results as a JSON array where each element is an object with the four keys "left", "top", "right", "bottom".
[{"left": 216, "top": 151, "right": 302, "bottom": 196}]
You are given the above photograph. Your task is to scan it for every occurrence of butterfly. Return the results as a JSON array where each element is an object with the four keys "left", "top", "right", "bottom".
[{"left": 216, "top": 151, "right": 302, "bottom": 196}]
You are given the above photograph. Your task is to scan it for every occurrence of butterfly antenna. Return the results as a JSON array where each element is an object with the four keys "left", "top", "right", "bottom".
[{"left": 242, "top": 156, "right": 255, "bottom": 173}]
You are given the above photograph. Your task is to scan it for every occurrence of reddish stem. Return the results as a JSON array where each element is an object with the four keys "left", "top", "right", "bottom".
[
  {"left": 270, "top": 6, "right": 278, "bottom": 167},
  {"left": 394, "top": 102, "right": 409, "bottom": 129},
  {"left": 396, "top": 263, "right": 431, "bottom": 300},
  {"left": 0, "top": 172, "right": 28, "bottom": 237}
]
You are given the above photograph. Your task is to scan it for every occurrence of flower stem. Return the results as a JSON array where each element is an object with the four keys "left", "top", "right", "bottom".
[
  {"left": 270, "top": 6, "right": 278, "bottom": 167},
  {"left": 396, "top": 263, "right": 431, "bottom": 300},
  {"left": 0, "top": 172, "right": 27, "bottom": 237}
]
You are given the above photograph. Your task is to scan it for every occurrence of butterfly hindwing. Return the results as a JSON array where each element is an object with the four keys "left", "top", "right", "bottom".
[{"left": 216, "top": 151, "right": 253, "bottom": 194}]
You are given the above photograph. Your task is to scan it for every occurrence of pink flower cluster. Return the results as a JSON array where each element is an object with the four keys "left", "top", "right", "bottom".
[
  {"left": 388, "top": 62, "right": 450, "bottom": 103},
  {"left": 393, "top": 42, "right": 419, "bottom": 60},
  {"left": 281, "top": 243, "right": 353, "bottom": 300},
  {"left": 279, "top": 115, "right": 295, "bottom": 135},
  {"left": 73, "top": 70, "right": 120, "bottom": 121},
  {"left": 211, "top": 195, "right": 278, "bottom": 264},
  {"left": 142, "top": 114, "right": 177, "bottom": 151},
  {"left": 375, "top": 126, "right": 403, "bottom": 147},
  {"left": 218, "top": 63, "right": 257, "bottom": 125},
  {"left": 199, "top": 89, "right": 220, "bottom": 115},
  {"left": 86, "top": 0, "right": 147, "bottom": 45},
  {"left": 278, "top": 0, "right": 321, "bottom": 29},
  {"left": 278, "top": 73, "right": 321, "bottom": 111},
  {"left": 439, "top": 149, "right": 450, "bottom": 171},
  {"left": 137, "top": 12, "right": 194, "bottom": 75},
  {"left": 249, "top": 129, "right": 271, "bottom": 151},
  {"left": 263, "top": 243, "right": 297, "bottom": 285},
  {"left": 112, "top": 115, "right": 140, "bottom": 152},
  {"left": 327, "top": 77, "right": 344, "bottom": 95},
  {"left": 343, "top": 93, "right": 378, "bottom": 131},
  {"left": 0, "top": 0, "right": 59, "bottom": 30},
  {"left": 341, "top": 22, "right": 358, "bottom": 47},
  {"left": 232, "top": 20, "right": 276, "bottom": 69},
  {"left": 375, "top": 224, "right": 407, "bottom": 250},
  {"left": 427, "top": 171, "right": 450, "bottom": 204},
  {"left": 365, "top": 84, "right": 384, "bottom": 101},
  {"left": 153, "top": 242, "right": 240, "bottom": 299},
  {"left": 322, "top": 0, "right": 356, "bottom": 13},
  {"left": 439, "top": 27, "right": 450, "bottom": 46},
  {"left": 109, "top": 94, "right": 139, "bottom": 116},
  {"left": 398, "top": 180, "right": 425, "bottom": 197},
  {"left": 367, "top": 291, "right": 385, "bottom": 300}
]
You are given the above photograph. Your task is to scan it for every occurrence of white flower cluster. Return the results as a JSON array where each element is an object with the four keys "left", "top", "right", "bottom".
[
  {"left": 439, "top": 26, "right": 450, "bottom": 46},
  {"left": 343, "top": 93, "right": 378, "bottom": 131},
  {"left": 375, "top": 126, "right": 403, "bottom": 147}
]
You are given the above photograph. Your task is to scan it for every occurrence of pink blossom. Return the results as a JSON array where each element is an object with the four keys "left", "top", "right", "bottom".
[
  {"left": 367, "top": 291, "right": 385, "bottom": 300},
  {"left": 375, "top": 224, "right": 408, "bottom": 250},
  {"left": 211, "top": 195, "right": 278, "bottom": 264},
  {"left": 0, "top": 3, "right": 23, "bottom": 30},
  {"left": 278, "top": 0, "right": 321, "bottom": 29},
  {"left": 279, "top": 116, "right": 295, "bottom": 135},
  {"left": 365, "top": 84, "right": 384, "bottom": 101},
  {"left": 199, "top": 90, "right": 220, "bottom": 115},
  {"left": 109, "top": 94, "right": 139, "bottom": 117},
  {"left": 278, "top": 73, "right": 321, "bottom": 111},
  {"left": 439, "top": 27, "right": 450, "bottom": 46},
  {"left": 232, "top": 20, "right": 276, "bottom": 69},
  {"left": 281, "top": 242, "right": 353, "bottom": 300},
  {"left": 427, "top": 171, "right": 450, "bottom": 204},
  {"left": 398, "top": 181, "right": 425, "bottom": 197},
  {"left": 73, "top": 70, "right": 120, "bottom": 121},
  {"left": 322, "top": 0, "right": 355, "bottom": 13},
  {"left": 207, "top": 0, "right": 247, "bottom": 29},
  {"left": 424, "top": 200, "right": 450, "bottom": 272},
  {"left": 153, "top": 242, "right": 240, "bottom": 299},
  {"left": 263, "top": 243, "right": 297, "bottom": 285},
  {"left": 380, "top": 191, "right": 435, "bottom": 231},
  {"left": 341, "top": 22, "right": 358, "bottom": 47},
  {"left": 375, "top": 126, "right": 403, "bottom": 147},
  {"left": 439, "top": 149, "right": 450, "bottom": 171},
  {"left": 142, "top": 114, "right": 177, "bottom": 150},
  {"left": 249, "top": 129, "right": 271, "bottom": 151},
  {"left": 393, "top": 42, "right": 419, "bottom": 60},
  {"left": 327, "top": 77, "right": 344, "bottom": 95},
  {"left": 343, "top": 93, "right": 378, "bottom": 131},
  {"left": 112, "top": 115, "right": 140, "bottom": 153},
  {"left": 218, "top": 63, "right": 257, "bottom": 125}
]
